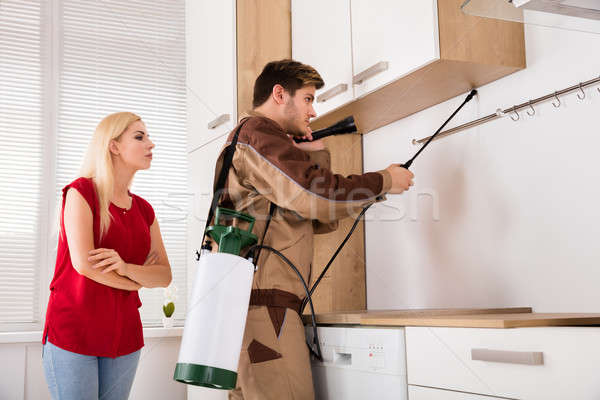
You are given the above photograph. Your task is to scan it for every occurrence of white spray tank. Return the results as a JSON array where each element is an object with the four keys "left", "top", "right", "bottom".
[{"left": 174, "top": 207, "right": 257, "bottom": 390}]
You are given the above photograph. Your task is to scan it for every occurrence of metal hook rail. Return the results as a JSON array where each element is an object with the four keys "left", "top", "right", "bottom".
[{"left": 413, "top": 74, "right": 600, "bottom": 145}]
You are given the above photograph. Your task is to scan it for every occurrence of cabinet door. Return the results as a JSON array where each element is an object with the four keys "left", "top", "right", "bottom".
[
  {"left": 292, "top": 0, "right": 354, "bottom": 117},
  {"left": 186, "top": 0, "right": 235, "bottom": 309},
  {"left": 350, "top": 0, "right": 439, "bottom": 97},
  {"left": 406, "top": 326, "right": 600, "bottom": 400},
  {"left": 186, "top": 0, "right": 236, "bottom": 152}
]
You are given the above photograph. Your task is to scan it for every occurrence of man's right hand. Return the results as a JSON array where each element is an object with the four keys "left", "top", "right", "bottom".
[{"left": 385, "top": 164, "right": 414, "bottom": 194}]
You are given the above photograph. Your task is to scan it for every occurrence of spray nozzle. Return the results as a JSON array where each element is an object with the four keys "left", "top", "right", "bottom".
[{"left": 293, "top": 116, "right": 357, "bottom": 143}]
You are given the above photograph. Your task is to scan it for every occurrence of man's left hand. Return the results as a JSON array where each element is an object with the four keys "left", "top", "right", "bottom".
[{"left": 290, "top": 128, "right": 326, "bottom": 151}]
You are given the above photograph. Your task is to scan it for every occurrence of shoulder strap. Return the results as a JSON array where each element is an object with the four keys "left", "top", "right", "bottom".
[{"left": 201, "top": 118, "right": 250, "bottom": 249}]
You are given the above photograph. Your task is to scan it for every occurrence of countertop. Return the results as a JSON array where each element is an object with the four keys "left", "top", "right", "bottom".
[{"left": 302, "top": 308, "right": 600, "bottom": 328}]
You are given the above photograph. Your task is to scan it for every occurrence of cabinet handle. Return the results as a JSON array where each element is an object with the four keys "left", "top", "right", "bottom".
[
  {"left": 317, "top": 83, "right": 348, "bottom": 103},
  {"left": 207, "top": 113, "right": 230, "bottom": 129},
  {"left": 471, "top": 348, "right": 544, "bottom": 365},
  {"left": 353, "top": 61, "right": 389, "bottom": 85}
]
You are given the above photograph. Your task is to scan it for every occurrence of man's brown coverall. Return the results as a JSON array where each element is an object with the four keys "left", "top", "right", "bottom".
[{"left": 214, "top": 112, "right": 392, "bottom": 399}]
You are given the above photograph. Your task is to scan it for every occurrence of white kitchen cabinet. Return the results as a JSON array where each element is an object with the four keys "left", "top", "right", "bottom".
[
  {"left": 292, "top": 0, "right": 440, "bottom": 118},
  {"left": 186, "top": 0, "right": 236, "bottom": 291},
  {"left": 409, "top": 385, "right": 504, "bottom": 399},
  {"left": 295, "top": 0, "right": 524, "bottom": 134},
  {"left": 291, "top": 0, "right": 354, "bottom": 117},
  {"left": 186, "top": 0, "right": 236, "bottom": 152},
  {"left": 405, "top": 326, "right": 600, "bottom": 400},
  {"left": 350, "top": 0, "right": 439, "bottom": 97}
]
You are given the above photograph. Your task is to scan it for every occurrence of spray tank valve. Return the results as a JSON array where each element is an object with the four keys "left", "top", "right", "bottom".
[
  {"left": 205, "top": 207, "right": 258, "bottom": 256},
  {"left": 196, "top": 240, "right": 213, "bottom": 260}
]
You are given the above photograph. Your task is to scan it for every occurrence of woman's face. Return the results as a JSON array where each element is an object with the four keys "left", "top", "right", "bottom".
[{"left": 111, "top": 120, "right": 155, "bottom": 171}]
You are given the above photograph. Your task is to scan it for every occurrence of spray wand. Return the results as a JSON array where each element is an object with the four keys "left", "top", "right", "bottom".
[
  {"left": 300, "top": 89, "right": 478, "bottom": 315},
  {"left": 399, "top": 89, "right": 477, "bottom": 170}
]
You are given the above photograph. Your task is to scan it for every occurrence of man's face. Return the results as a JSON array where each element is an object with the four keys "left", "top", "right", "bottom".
[{"left": 282, "top": 85, "right": 317, "bottom": 136}]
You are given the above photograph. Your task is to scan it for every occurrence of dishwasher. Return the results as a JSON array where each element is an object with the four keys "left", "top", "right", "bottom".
[{"left": 306, "top": 326, "right": 408, "bottom": 400}]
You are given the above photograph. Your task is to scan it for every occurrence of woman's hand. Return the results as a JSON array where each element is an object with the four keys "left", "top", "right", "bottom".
[
  {"left": 144, "top": 251, "right": 158, "bottom": 265},
  {"left": 89, "top": 248, "right": 129, "bottom": 276}
]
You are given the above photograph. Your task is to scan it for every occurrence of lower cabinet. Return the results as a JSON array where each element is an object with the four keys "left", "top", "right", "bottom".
[
  {"left": 409, "top": 385, "right": 505, "bottom": 399},
  {"left": 405, "top": 326, "right": 600, "bottom": 400}
]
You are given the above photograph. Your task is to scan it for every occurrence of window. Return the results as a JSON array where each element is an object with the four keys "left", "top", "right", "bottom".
[
  {"left": 0, "top": 0, "right": 47, "bottom": 331},
  {"left": 0, "top": 0, "right": 187, "bottom": 331}
]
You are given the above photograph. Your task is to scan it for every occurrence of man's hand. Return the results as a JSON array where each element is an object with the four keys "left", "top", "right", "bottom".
[
  {"left": 289, "top": 128, "right": 325, "bottom": 151},
  {"left": 385, "top": 164, "right": 414, "bottom": 194}
]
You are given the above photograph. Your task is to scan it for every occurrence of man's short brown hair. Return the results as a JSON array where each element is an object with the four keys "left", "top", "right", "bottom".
[{"left": 252, "top": 59, "right": 324, "bottom": 108}]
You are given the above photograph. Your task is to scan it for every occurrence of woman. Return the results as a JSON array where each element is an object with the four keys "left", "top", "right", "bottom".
[{"left": 42, "top": 112, "right": 172, "bottom": 400}]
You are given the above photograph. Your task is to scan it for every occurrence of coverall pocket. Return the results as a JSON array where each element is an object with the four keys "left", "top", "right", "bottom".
[{"left": 247, "top": 339, "right": 282, "bottom": 364}]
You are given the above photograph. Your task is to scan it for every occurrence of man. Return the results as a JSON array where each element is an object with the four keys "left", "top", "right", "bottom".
[{"left": 214, "top": 59, "right": 414, "bottom": 399}]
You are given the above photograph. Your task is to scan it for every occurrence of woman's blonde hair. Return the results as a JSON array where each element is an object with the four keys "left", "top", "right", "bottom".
[{"left": 80, "top": 112, "right": 141, "bottom": 238}]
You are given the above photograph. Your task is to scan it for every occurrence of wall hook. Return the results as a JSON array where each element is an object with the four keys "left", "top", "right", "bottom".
[
  {"left": 510, "top": 106, "right": 520, "bottom": 121},
  {"left": 577, "top": 83, "right": 586, "bottom": 100},
  {"left": 552, "top": 91, "right": 561, "bottom": 108},
  {"left": 526, "top": 100, "right": 535, "bottom": 116}
]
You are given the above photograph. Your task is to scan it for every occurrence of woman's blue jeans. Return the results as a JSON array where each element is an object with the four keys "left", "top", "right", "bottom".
[{"left": 42, "top": 340, "right": 141, "bottom": 400}]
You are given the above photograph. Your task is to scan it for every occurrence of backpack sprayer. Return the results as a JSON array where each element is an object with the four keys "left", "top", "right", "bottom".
[{"left": 174, "top": 89, "right": 477, "bottom": 390}]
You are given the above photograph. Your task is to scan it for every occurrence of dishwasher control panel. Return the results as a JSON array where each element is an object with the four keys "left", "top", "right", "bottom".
[{"left": 306, "top": 326, "right": 406, "bottom": 376}]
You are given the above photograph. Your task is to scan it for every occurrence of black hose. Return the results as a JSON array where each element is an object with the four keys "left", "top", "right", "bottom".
[
  {"left": 300, "top": 203, "right": 373, "bottom": 315},
  {"left": 246, "top": 244, "right": 323, "bottom": 362}
]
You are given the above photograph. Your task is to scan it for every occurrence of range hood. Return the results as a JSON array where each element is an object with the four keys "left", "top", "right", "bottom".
[
  {"left": 461, "top": 0, "right": 600, "bottom": 34},
  {"left": 514, "top": 0, "right": 600, "bottom": 20}
]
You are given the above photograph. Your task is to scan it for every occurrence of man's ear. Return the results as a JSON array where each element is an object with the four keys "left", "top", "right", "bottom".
[
  {"left": 109, "top": 140, "right": 120, "bottom": 155},
  {"left": 272, "top": 84, "right": 286, "bottom": 105}
]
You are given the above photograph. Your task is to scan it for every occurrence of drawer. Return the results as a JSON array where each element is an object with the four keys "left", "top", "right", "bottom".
[
  {"left": 409, "top": 385, "right": 505, "bottom": 399},
  {"left": 406, "top": 327, "right": 600, "bottom": 399}
]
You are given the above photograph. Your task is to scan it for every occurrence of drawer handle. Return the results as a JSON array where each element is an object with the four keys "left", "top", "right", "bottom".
[
  {"left": 207, "top": 113, "right": 230, "bottom": 129},
  {"left": 317, "top": 83, "right": 348, "bottom": 103},
  {"left": 471, "top": 348, "right": 544, "bottom": 365},
  {"left": 353, "top": 61, "right": 389, "bottom": 85}
]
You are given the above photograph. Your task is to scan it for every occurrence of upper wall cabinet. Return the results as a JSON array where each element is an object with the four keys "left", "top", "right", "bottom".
[
  {"left": 291, "top": 0, "right": 354, "bottom": 116},
  {"left": 186, "top": 0, "right": 236, "bottom": 152},
  {"left": 350, "top": 0, "right": 439, "bottom": 97},
  {"left": 292, "top": 0, "right": 525, "bottom": 134}
]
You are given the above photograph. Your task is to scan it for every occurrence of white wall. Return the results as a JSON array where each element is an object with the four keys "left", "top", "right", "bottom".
[
  {"left": 0, "top": 337, "right": 186, "bottom": 400},
  {"left": 363, "top": 22, "right": 600, "bottom": 312}
]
